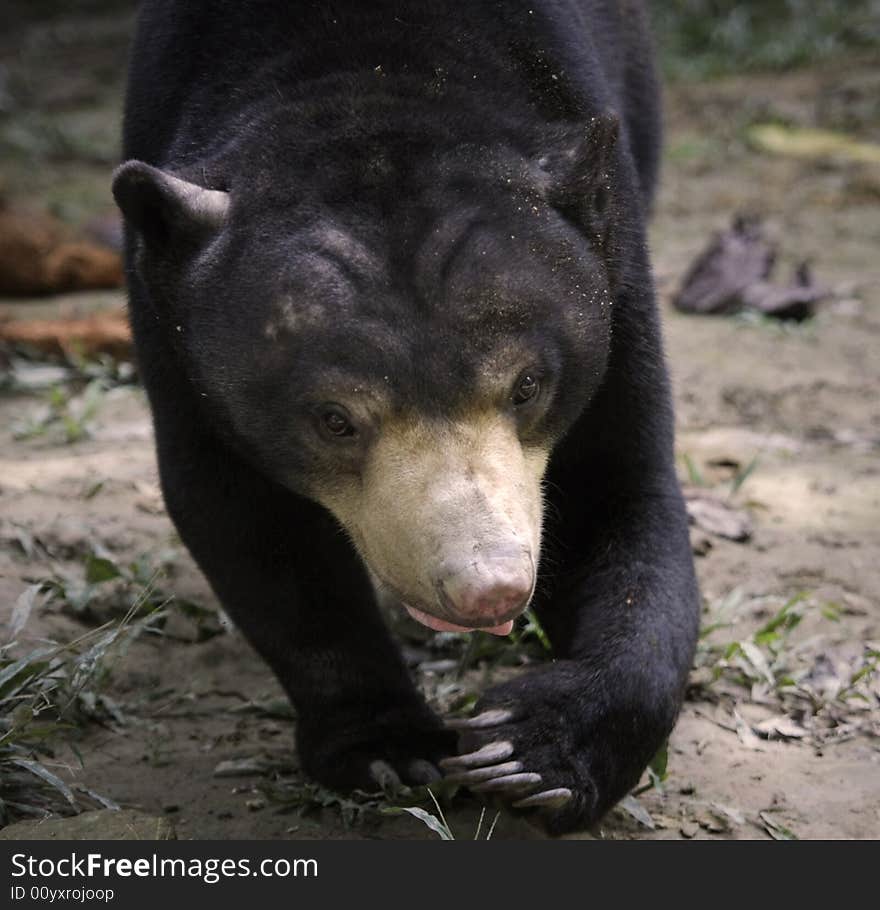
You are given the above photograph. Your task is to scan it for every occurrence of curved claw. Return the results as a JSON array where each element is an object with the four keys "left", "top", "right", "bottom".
[
  {"left": 445, "top": 709, "right": 513, "bottom": 730},
  {"left": 443, "top": 760, "right": 523, "bottom": 785},
  {"left": 512, "top": 787, "right": 573, "bottom": 810},
  {"left": 471, "top": 772, "right": 542, "bottom": 794},
  {"left": 439, "top": 740, "right": 514, "bottom": 770}
]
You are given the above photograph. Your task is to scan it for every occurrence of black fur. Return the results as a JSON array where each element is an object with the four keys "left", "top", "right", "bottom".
[{"left": 115, "top": 0, "right": 698, "bottom": 833}]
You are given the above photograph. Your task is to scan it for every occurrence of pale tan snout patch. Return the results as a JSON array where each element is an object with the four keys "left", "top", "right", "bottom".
[{"left": 316, "top": 413, "right": 548, "bottom": 625}]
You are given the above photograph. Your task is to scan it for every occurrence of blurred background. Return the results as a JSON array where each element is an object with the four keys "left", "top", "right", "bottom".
[
  {"left": 655, "top": 0, "right": 878, "bottom": 76},
  {"left": 1, "top": 1, "right": 878, "bottom": 229},
  {"left": 0, "top": 2, "right": 878, "bottom": 841}
]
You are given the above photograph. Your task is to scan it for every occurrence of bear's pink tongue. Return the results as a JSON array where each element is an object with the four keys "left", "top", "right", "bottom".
[{"left": 404, "top": 604, "right": 513, "bottom": 637}]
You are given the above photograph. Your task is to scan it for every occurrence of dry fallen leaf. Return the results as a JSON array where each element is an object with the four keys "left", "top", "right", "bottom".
[
  {"left": 213, "top": 757, "right": 270, "bottom": 778},
  {"left": 618, "top": 795, "right": 655, "bottom": 830},
  {"left": 734, "top": 709, "right": 767, "bottom": 751},
  {"left": 759, "top": 810, "right": 798, "bottom": 840},
  {"left": 753, "top": 715, "right": 809, "bottom": 740},
  {"left": 685, "top": 493, "right": 753, "bottom": 542},
  {"left": 711, "top": 803, "right": 746, "bottom": 827},
  {"left": 748, "top": 123, "right": 880, "bottom": 167},
  {"left": 0, "top": 310, "right": 132, "bottom": 359},
  {"left": 672, "top": 215, "right": 829, "bottom": 320}
]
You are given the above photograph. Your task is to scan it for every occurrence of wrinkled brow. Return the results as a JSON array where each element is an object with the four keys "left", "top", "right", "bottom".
[{"left": 305, "top": 224, "right": 385, "bottom": 281}]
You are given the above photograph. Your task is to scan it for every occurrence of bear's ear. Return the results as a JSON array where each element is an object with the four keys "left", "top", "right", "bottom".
[
  {"left": 112, "top": 161, "right": 230, "bottom": 246},
  {"left": 537, "top": 112, "right": 619, "bottom": 221}
]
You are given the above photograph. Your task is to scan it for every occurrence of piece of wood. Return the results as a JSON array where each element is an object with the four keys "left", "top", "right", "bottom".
[
  {"left": 0, "top": 309, "right": 132, "bottom": 358},
  {"left": 0, "top": 209, "right": 123, "bottom": 296}
]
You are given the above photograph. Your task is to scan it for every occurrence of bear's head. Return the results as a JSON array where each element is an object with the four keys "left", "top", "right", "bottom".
[{"left": 113, "top": 114, "right": 625, "bottom": 635}]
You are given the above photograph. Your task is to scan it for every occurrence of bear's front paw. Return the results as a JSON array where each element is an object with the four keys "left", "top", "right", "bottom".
[
  {"left": 298, "top": 707, "right": 456, "bottom": 794},
  {"left": 440, "top": 664, "right": 660, "bottom": 834}
]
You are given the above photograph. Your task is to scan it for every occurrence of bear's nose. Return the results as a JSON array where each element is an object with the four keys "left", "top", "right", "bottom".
[{"left": 435, "top": 553, "right": 534, "bottom": 625}]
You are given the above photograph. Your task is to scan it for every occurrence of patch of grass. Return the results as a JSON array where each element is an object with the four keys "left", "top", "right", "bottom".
[
  {"left": 388, "top": 791, "right": 456, "bottom": 840},
  {"left": 260, "top": 778, "right": 394, "bottom": 829},
  {"left": 681, "top": 452, "right": 708, "bottom": 487},
  {"left": 693, "top": 590, "right": 879, "bottom": 742},
  {"left": 631, "top": 739, "right": 669, "bottom": 804},
  {"left": 1, "top": 593, "right": 164, "bottom": 827},
  {"left": 760, "top": 810, "right": 799, "bottom": 840},
  {"left": 696, "top": 592, "right": 810, "bottom": 691},
  {"left": 261, "top": 772, "right": 478, "bottom": 836},
  {"left": 832, "top": 648, "right": 879, "bottom": 705},
  {"left": 0, "top": 109, "right": 118, "bottom": 169},
  {"left": 63, "top": 350, "right": 137, "bottom": 387},
  {"left": 386, "top": 790, "right": 500, "bottom": 840},
  {"left": 12, "top": 378, "right": 107, "bottom": 444},
  {"left": 411, "top": 607, "right": 554, "bottom": 719},
  {"left": 666, "top": 135, "right": 726, "bottom": 164},
  {"left": 732, "top": 310, "right": 820, "bottom": 337},
  {"left": 6, "top": 345, "right": 140, "bottom": 445},
  {"left": 515, "top": 607, "right": 552, "bottom": 652},
  {"left": 653, "top": 0, "right": 880, "bottom": 80},
  {"left": 1, "top": 544, "right": 221, "bottom": 822},
  {"left": 729, "top": 455, "right": 760, "bottom": 496},
  {"left": 36, "top": 545, "right": 222, "bottom": 642}
]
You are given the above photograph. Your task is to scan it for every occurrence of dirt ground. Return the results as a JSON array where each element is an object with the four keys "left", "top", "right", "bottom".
[{"left": 1, "top": 9, "right": 878, "bottom": 840}]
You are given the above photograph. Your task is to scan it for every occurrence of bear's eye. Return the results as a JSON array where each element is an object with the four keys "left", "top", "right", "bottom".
[
  {"left": 318, "top": 405, "right": 357, "bottom": 439},
  {"left": 512, "top": 372, "right": 540, "bottom": 406}
]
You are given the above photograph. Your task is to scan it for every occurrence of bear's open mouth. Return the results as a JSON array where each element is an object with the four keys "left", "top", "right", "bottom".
[{"left": 403, "top": 603, "right": 514, "bottom": 637}]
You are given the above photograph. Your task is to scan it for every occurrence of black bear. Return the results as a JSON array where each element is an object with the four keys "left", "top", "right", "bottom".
[{"left": 113, "top": 0, "right": 699, "bottom": 834}]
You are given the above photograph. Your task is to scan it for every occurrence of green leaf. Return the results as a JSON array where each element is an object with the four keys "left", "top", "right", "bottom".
[
  {"left": 648, "top": 739, "right": 669, "bottom": 784},
  {"left": 386, "top": 806, "right": 454, "bottom": 840},
  {"left": 754, "top": 630, "right": 780, "bottom": 648},
  {"left": 11, "top": 758, "right": 77, "bottom": 806},
  {"left": 619, "top": 795, "right": 655, "bottom": 829},
  {"left": 0, "top": 652, "right": 53, "bottom": 700},
  {"left": 74, "top": 785, "right": 119, "bottom": 811},
  {"left": 8, "top": 584, "right": 44, "bottom": 641},
  {"left": 682, "top": 453, "right": 707, "bottom": 487},
  {"left": 13, "top": 723, "right": 71, "bottom": 742},
  {"left": 755, "top": 593, "right": 807, "bottom": 639},
  {"left": 85, "top": 554, "right": 122, "bottom": 585},
  {"left": 730, "top": 455, "right": 760, "bottom": 496},
  {"left": 699, "top": 620, "right": 732, "bottom": 640},
  {"left": 521, "top": 608, "right": 552, "bottom": 651},
  {"left": 759, "top": 811, "right": 798, "bottom": 841},
  {"left": 48, "top": 386, "right": 67, "bottom": 408}
]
